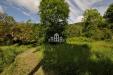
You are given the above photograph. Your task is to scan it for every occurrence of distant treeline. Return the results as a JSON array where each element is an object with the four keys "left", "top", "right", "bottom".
[
  {"left": 67, "top": 4, "right": 113, "bottom": 40},
  {"left": 0, "top": 17, "right": 41, "bottom": 45},
  {"left": 0, "top": 3, "right": 113, "bottom": 45}
]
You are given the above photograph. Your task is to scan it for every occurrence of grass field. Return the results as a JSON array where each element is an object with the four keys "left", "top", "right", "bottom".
[
  {"left": 0, "top": 37, "right": 113, "bottom": 75},
  {"left": 42, "top": 37, "right": 113, "bottom": 75}
]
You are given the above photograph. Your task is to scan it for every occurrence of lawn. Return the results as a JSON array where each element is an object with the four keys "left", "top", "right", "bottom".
[{"left": 42, "top": 37, "right": 113, "bottom": 75}]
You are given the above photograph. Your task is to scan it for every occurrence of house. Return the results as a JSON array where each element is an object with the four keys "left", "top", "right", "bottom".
[{"left": 48, "top": 33, "right": 64, "bottom": 43}]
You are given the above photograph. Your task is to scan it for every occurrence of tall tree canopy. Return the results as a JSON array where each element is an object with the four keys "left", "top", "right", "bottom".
[
  {"left": 83, "top": 9, "right": 103, "bottom": 38},
  {"left": 39, "top": 0, "right": 69, "bottom": 42},
  {"left": 104, "top": 3, "right": 113, "bottom": 29},
  {"left": 0, "top": 14, "right": 15, "bottom": 36},
  {"left": 104, "top": 3, "right": 113, "bottom": 23}
]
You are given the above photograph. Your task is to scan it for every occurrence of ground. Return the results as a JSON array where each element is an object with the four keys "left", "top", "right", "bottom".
[
  {"left": 1, "top": 47, "right": 43, "bottom": 75},
  {"left": 0, "top": 37, "right": 113, "bottom": 75}
]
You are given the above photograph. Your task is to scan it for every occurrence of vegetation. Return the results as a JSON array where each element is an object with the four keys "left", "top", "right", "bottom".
[
  {"left": 0, "top": 19, "right": 40, "bottom": 45},
  {"left": 11, "top": 23, "right": 40, "bottom": 45},
  {"left": 66, "top": 22, "right": 83, "bottom": 37},
  {"left": 43, "top": 37, "right": 113, "bottom": 75},
  {"left": 1, "top": 37, "right": 113, "bottom": 75},
  {"left": 0, "top": 3, "right": 113, "bottom": 45},
  {"left": 104, "top": 3, "right": 113, "bottom": 24},
  {"left": 0, "top": 45, "right": 31, "bottom": 73},
  {"left": 0, "top": 1, "right": 113, "bottom": 75},
  {"left": 1, "top": 47, "right": 43, "bottom": 75},
  {"left": 39, "top": 0, "right": 69, "bottom": 42}
]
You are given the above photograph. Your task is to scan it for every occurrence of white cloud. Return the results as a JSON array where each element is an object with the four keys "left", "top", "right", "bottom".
[
  {"left": 70, "top": 0, "right": 102, "bottom": 11},
  {"left": 96, "top": 6, "right": 108, "bottom": 16},
  {"left": 5, "top": 0, "right": 112, "bottom": 24},
  {"left": 68, "top": 16, "right": 83, "bottom": 24},
  {"left": 6, "top": 0, "right": 41, "bottom": 13},
  {"left": 75, "top": 16, "right": 83, "bottom": 23},
  {"left": 22, "top": 11, "right": 31, "bottom": 16},
  {"left": 0, "top": 5, "right": 5, "bottom": 14},
  {"left": 66, "top": 0, "right": 105, "bottom": 23}
]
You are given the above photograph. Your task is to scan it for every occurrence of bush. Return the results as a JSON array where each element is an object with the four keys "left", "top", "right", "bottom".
[
  {"left": 91, "top": 28, "right": 112, "bottom": 40},
  {"left": 66, "top": 24, "right": 83, "bottom": 38}
]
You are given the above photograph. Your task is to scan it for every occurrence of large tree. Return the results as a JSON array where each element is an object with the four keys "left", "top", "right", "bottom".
[
  {"left": 104, "top": 3, "right": 113, "bottom": 29},
  {"left": 83, "top": 9, "right": 104, "bottom": 38},
  {"left": 0, "top": 13, "right": 16, "bottom": 44},
  {"left": 39, "top": 0, "right": 69, "bottom": 42},
  {"left": 0, "top": 14, "right": 15, "bottom": 36}
]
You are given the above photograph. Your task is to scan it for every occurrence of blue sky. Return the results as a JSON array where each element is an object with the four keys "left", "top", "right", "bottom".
[{"left": 0, "top": 0, "right": 113, "bottom": 24}]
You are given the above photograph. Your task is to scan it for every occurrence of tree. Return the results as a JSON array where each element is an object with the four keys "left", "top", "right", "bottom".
[
  {"left": 104, "top": 3, "right": 113, "bottom": 23},
  {"left": 0, "top": 13, "right": 6, "bottom": 37},
  {"left": 39, "top": 0, "right": 69, "bottom": 42},
  {"left": 104, "top": 3, "right": 113, "bottom": 29},
  {"left": 0, "top": 14, "right": 16, "bottom": 45},
  {"left": 4, "top": 16, "right": 16, "bottom": 34},
  {"left": 66, "top": 23, "right": 83, "bottom": 37},
  {"left": 83, "top": 9, "right": 104, "bottom": 38}
]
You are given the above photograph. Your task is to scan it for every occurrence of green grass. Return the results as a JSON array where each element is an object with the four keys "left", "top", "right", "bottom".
[
  {"left": 0, "top": 45, "right": 31, "bottom": 73},
  {"left": 1, "top": 37, "right": 113, "bottom": 75},
  {"left": 42, "top": 37, "right": 113, "bottom": 75},
  {"left": 1, "top": 47, "right": 43, "bottom": 75}
]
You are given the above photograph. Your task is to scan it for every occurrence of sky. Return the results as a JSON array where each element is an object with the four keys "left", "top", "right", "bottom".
[{"left": 0, "top": 0, "right": 113, "bottom": 24}]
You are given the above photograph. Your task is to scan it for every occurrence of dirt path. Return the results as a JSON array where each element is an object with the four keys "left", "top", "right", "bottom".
[{"left": 1, "top": 47, "right": 43, "bottom": 75}]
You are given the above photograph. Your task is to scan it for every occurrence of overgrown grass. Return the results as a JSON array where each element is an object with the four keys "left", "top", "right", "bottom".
[
  {"left": 42, "top": 37, "right": 113, "bottom": 75},
  {"left": 1, "top": 47, "right": 43, "bottom": 75},
  {"left": 1, "top": 37, "right": 113, "bottom": 75},
  {"left": 0, "top": 45, "right": 31, "bottom": 73}
]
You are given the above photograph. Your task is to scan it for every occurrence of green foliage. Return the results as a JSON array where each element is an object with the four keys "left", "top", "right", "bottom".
[
  {"left": 0, "top": 21, "right": 4, "bottom": 34},
  {"left": 11, "top": 23, "right": 41, "bottom": 45},
  {"left": 1, "top": 4, "right": 113, "bottom": 45},
  {"left": 31, "top": 25, "right": 44, "bottom": 44},
  {"left": 0, "top": 15, "right": 42, "bottom": 45},
  {"left": 0, "top": 15, "right": 16, "bottom": 45},
  {"left": 66, "top": 22, "right": 83, "bottom": 38},
  {"left": 82, "top": 8, "right": 113, "bottom": 40},
  {"left": 43, "top": 37, "right": 113, "bottom": 75},
  {"left": 43, "top": 44, "right": 90, "bottom": 75},
  {"left": 12, "top": 24, "right": 33, "bottom": 44},
  {"left": 39, "top": 0, "right": 69, "bottom": 42},
  {"left": 0, "top": 45, "right": 30, "bottom": 73},
  {"left": 1, "top": 47, "right": 43, "bottom": 75},
  {"left": 83, "top": 9, "right": 104, "bottom": 38},
  {"left": 104, "top": 3, "right": 113, "bottom": 30},
  {"left": 67, "top": 37, "right": 92, "bottom": 44},
  {"left": 2, "top": 16, "right": 15, "bottom": 34},
  {"left": 104, "top": 3, "right": 113, "bottom": 23}
]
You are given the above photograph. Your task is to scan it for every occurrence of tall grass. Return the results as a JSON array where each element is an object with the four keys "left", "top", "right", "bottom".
[
  {"left": 0, "top": 45, "right": 31, "bottom": 73},
  {"left": 1, "top": 37, "right": 113, "bottom": 75},
  {"left": 42, "top": 37, "right": 113, "bottom": 75}
]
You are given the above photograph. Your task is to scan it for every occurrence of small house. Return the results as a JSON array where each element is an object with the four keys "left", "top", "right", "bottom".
[{"left": 48, "top": 33, "right": 64, "bottom": 43}]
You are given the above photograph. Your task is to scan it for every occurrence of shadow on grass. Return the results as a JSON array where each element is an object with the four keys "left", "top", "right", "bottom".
[{"left": 42, "top": 43, "right": 113, "bottom": 75}]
